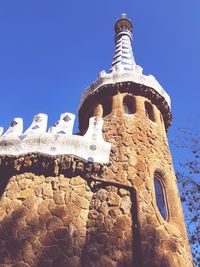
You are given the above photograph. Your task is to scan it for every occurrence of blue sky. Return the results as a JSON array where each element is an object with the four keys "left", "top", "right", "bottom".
[{"left": 0, "top": 1, "right": 199, "bottom": 145}]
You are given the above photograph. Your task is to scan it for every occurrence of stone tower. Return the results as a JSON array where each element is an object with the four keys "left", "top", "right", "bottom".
[
  {"left": 0, "top": 14, "right": 193, "bottom": 267},
  {"left": 78, "top": 14, "right": 193, "bottom": 267}
]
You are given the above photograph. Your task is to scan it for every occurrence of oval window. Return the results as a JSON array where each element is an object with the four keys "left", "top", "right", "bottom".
[{"left": 154, "top": 177, "right": 167, "bottom": 220}]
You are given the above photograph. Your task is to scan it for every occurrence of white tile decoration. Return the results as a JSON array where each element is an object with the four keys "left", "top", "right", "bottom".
[
  {"left": 48, "top": 113, "right": 75, "bottom": 135},
  {"left": 23, "top": 113, "right": 48, "bottom": 136},
  {"left": 0, "top": 114, "right": 111, "bottom": 164},
  {"left": 2, "top": 118, "right": 23, "bottom": 136},
  {"left": 110, "top": 34, "right": 135, "bottom": 72},
  {"left": 0, "top": 127, "right": 4, "bottom": 137},
  {"left": 79, "top": 66, "right": 171, "bottom": 112}
]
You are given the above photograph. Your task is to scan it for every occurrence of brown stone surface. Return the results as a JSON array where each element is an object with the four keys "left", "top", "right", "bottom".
[{"left": 0, "top": 94, "right": 193, "bottom": 266}]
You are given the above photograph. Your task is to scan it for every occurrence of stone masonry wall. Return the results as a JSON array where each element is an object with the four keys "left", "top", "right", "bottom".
[
  {"left": 99, "top": 93, "right": 193, "bottom": 267},
  {"left": 0, "top": 156, "right": 134, "bottom": 267},
  {"left": 0, "top": 93, "right": 194, "bottom": 267}
]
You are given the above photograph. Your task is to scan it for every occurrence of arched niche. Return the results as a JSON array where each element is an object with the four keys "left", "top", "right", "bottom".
[
  {"left": 123, "top": 95, "right": 136, "bottom": 115},
  {"left": 145, "top": 101, "right": 155, "bottom": 122}
]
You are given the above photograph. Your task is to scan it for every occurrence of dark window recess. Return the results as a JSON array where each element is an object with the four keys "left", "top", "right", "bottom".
[
  {"left": 123, "top": 96, "right": 136, "bottom": 114},
  {"left": 145, "top": 102, "right": 155, "bottom": 122},
  {"left": 102, "top": 97, "right": 112, "bottom": 117},
  {"left": 154, "top": 177, "right": 167, "bottom": 220}
]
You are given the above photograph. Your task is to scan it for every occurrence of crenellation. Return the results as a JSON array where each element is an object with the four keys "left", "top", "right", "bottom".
[
  {"left": 0, "top": 115, "right": 111, "bottom": 164},
  {"left": 48, "top": 112, "right": 75, "bottom": 135}
]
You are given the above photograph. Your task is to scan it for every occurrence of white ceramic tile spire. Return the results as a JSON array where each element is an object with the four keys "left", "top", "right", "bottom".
[{"left": 110, "top": 13, "right": 136, "bottom": 72}]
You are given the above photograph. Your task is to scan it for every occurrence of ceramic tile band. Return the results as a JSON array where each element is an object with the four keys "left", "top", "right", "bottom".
[{"left": 0, "top": 114, "right": 111, "bottom": 164}]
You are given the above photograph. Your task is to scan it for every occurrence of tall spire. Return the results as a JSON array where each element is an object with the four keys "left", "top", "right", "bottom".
[
  {"left": 110, "top": 13, "right": 136, "bottom": 72},
  {"left": 79, "top": 14, "right": 172, "bottom": 130}
]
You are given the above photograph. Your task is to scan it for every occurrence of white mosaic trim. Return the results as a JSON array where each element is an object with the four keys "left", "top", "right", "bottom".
[
  {"left": 0, "top": 127, "right": 4, "bottom": 137},
  {"left": 0, "top": 114, "right": 111, "bottom": 164},
  {"left": 79, "top": 65, "right": 171, "bottom": 112}
]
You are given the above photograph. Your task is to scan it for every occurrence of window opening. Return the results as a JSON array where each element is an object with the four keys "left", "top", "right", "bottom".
[
  {"left": 154, "top": 176, "right": 168, "bottom": 220},
  {"left": 123, "top": 96, "right": 136, "bottom": 114},
  {"left": 145, "top": 102, "right": 155, "bottom": 122},
  {"left": 102, "top": 97, "right": 112, "bottom": 117}
]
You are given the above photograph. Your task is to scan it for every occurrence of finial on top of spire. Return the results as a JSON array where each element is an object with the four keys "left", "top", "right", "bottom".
[
  {"left": 115, "top": 13, "right": 133, "bottom": 34},
  {"left": 121, "top": 13, "right": 127, "bottom": 19}
]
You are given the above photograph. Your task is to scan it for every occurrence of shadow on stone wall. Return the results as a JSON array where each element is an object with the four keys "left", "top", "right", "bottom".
[
  {"left": 140, "top": 220, "right": 182, "bottom": 267},
  {"left": 0, "top": 214, "right": 181, "bottom": 267},
  {"left": 0, "top": 165, "right": 85, "bottom": 266},
  {"left": 0, "top": 188, "right": 136, "bottom": 266},
  {"left": 0, "top": 206, "right": 82, "bottom": 266},
  {"left": 0, "top": 165, "right": 179, "bottom": 266},
  {"left": 0, "top": 168, "right": 14, "bottom": 197},
  {"left": 81, "top": 183, "right": 141, "bottom": 267},
  {"left": 0, "top": 172, "right": 181, "bottom": 267},
  {"left": 0, "top": 171, "right": 140, "bottom": 267}
]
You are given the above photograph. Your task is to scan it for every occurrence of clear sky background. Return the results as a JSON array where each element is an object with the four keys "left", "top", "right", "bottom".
[{"left": 0, "top": 0, "right": 199, "bottom": 161}]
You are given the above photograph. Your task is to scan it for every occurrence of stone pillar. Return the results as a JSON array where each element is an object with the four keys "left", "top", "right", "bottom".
[
  {"left": 112, "top": 93, "right": 123, "bottom": 116},
  {"left": 152, "top": 104, "right": 158, "bottom": 123},
  {"left": 135, "top": 96, "right": 145, "bottom": 117},
  {"left": 160, "top": 112, "right": 167, "bottom": 135},
  {"left": 94, "top": 104, "right": 103, "bottom": 118}
]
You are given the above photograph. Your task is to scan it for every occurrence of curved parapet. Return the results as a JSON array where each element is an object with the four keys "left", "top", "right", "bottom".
[
  {"left": 78, "top": 66, "right": 172, "bottom": 130},
  {"left": 79, "top": 66, "right": 171, "bottom": 111},
  {"left": 0, "top": 113, "right": 111, "bottom": 164}
]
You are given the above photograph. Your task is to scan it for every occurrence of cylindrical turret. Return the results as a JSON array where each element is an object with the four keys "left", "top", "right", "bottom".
[{"left": 78, "top": 14, "right": 193, "bottom": 266}]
